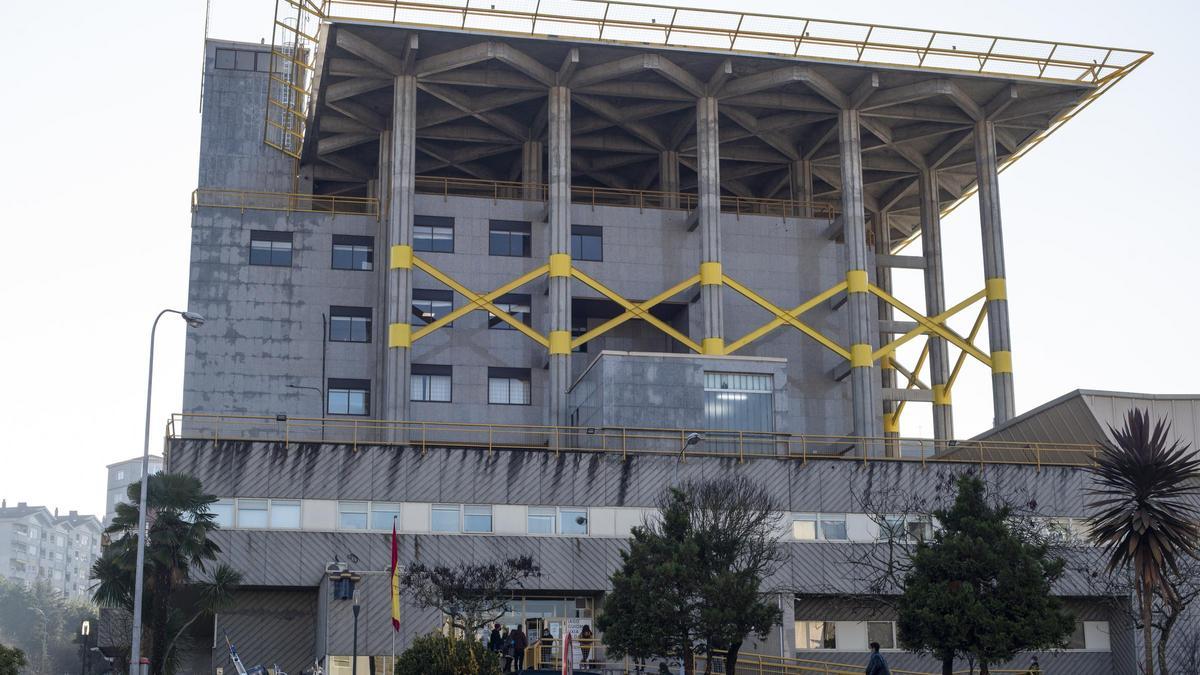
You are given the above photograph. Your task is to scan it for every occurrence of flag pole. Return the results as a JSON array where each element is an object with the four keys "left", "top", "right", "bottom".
[{"left": 391, "top": 515, "right": 399, "bottom": 672}]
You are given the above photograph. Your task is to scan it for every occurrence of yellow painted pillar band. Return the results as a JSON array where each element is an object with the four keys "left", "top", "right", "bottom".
[
  {"left": 985, "top": 277, "right": 1007, "bottom": 301},
  {"left": 883, "top": 413, "right": 900, "bottom": 434},
  {"left": 701, "top": 337, "right": 725, "bottom": 355},
  {"left": 390, "top": 244, "right": 413, "bottom": 270},
  {"left": 932, "top": 384, "right": 952, "bottom": 406},
  {"left": 388, "top": 323, "right": 411, "bottom": 348},
  {"left": 699, "top": 262, "right": 723, "bottom": 286},
  {"left": 846, "top": 269, "right": 869, "bottom": 293},
  {"left": 548, "top": 253, "right": 572, "bottom": 278},
  {"left": 548, "top": 330, "right": 571, "bottom": 355},
  {"left": 850, "top": 343, "right": 873, "bottom": 368},
  {"left": 880, "top": 357, "right": 894, "bottom": 370},
  {"left": 991, "top": 350, "right": 1013, "bottom": 374}
]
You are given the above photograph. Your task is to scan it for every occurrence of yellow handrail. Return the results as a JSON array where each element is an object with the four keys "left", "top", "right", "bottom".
[
  {"left": 168, "top": 412, "right": 1101, "bottom": 468},
  {"left": 191, "top": 188, "right": 379, "bottom": 216}
]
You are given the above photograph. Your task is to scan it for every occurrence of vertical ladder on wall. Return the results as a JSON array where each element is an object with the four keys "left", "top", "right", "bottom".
[{"left": 264, "top": 0, "right": 320, "bottom": 159}]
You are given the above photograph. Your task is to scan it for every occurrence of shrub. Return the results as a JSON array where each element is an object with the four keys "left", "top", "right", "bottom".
[{"left": 394, "top": 633, "right": 501, "bottom": 675}]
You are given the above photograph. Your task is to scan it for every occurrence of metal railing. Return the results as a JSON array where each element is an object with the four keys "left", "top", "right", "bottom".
[
  {"left": 191, "top": 188, "right": 379, "bottom": 215},
  {"left": 168, "top": 413, "right": 1100, "bottom": 468},
  {"left": 414, "top": 175, "right": 838, "bottom": 219},
  {"left": 703, "top": 651, "right": 1044, "bottom": 674},
  {"left": 316, "top": 0, "right": 1147, "bottom": 84}
]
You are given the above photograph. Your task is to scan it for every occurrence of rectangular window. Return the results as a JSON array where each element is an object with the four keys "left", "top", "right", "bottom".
[
  {"left": 867, "top": 621, "right": 895, "bottom": 650},
  {"left": 431, "top": 505, "right": 460, "bottom": 533},
  {"left": 703, "top": 372, "right": 774, "bottom": 433},
  {"left": 464, "top": 505, "right": 493, "bottom": 533},
  {"left": 339, "top": 502, "right": 368, "bottom": 530},
  {"left": 488, "top": 293, "right": 531, "bottom": 330},
  {"left": 214, "top": 48, "right": 237, "bottom": 70},
  {"left": 411, "top": 364, "right": 452, "bottom": 402},
  {"left": 414, "top": 215, "right": 454, "bottom": 253},
  {"left": 235, "top": 50, "right": 257, "bottom": 71},
  {"left": 250, "top": 230, "right": 293, "bottom": 267},
  {"left": 571, "top": 225, "right": 603, "bottom": 261},
  {"left": 327, "top": 378, "right": 370, "bottom": 416},
  {"left": 270, "top": 500, "right": 301, "bottom": 529},
  {"left": 330, "top": 306, "right": 372, "bottom": 343},
  {"left": 489, "top": 220, "right": 531, "bottom": 257},
  {"left": 236, "top": 499, "right": 269, "bottom": 528},
  {"left": 793, "top": 514, "right": 817, "bottom": 541},
  {"left": 488, "top": 367, "right": 531, "bottom": 405},
  {"left": 528, "top": 507, "right": 556, "bottom": 534},
  {"left": 412, "top": 289, "right": 453, "bottom": 326},
  {"left": 116, "top": 470, "right": 125, "bottom": 481},
  {"left": 561, "top": 509, "right": 588, "bottom": 535},
  {"left": 332, "top": 234, "right": 374, "bottom": 271},
  {"left": 796, "top": 621, "right": 837, "bottom": 650},
  {"left": 819, "top": 514, "right": 848, "bottom": 541},
  {"left": 370, "top": 503, "right": 401, "bottom": 531},
  {"left": 1066, "top": 622, "right": 1086, "bottom": 650}
]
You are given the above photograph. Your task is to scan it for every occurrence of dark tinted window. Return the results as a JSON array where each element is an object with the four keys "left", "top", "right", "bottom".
[
  {"left": 414, "top": 215, "right": 454, "bottom": 253},
  {"left": 327, "top": 378, "right": 370, "bottom": 415},
  {"left": 571, "top": 225, "right": 602, "bottom": 261},
  {"left": 488, "top": 293, "right": 531, "bottom": 330},
  {"left": 250, "top": 230, "right": 293, "bottom": 267},
  {"left": 329, "top": 306, "right": 372, "bottom": 343},
  {"left": 489, "top": 220, "right": 531, "bottom": 257},
  {"left": 412, "top": 289, "right": 453, "bottom": 326},
  {"left": 332, "top": 234, "right": 373, "bottom": 270}
]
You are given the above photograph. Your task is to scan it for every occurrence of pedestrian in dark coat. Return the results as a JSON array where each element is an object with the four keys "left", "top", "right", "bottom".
[{"left": 866, "top": 642, "right": 891, "bottom": 675}]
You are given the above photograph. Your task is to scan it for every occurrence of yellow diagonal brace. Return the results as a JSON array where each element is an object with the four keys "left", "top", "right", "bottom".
[
  {"left": 571, "top": 269, "right": 701, "bottom": 353},
  {"left": 872, "top": 289, "right": 987, "bottom": 362},
  {"left": 723, "top": 277, "right": 850, "bottom": 359},
  {"left": 411, "top": 257, "right": 550, "bottom": 347},
  {"left": 891, "top": 345, "right": 930, "bottom": 422},
  {"left": 869, "top": 284, "right": 990, "bottom": 367},
  {"left": 946, "top": 303, "right": 989, "bottom": 392}
]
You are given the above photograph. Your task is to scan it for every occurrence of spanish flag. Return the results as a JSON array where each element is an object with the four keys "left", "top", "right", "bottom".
[{"left": 390, "top": 519, "right": 401, "bottom": 631}]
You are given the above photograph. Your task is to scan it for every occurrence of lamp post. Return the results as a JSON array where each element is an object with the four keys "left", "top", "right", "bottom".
[
  {"left": 81, "top": 620, "right": 91, "bottom": 675},
  {"left": 351, "top": 591, "right": 361, "bottom": 675},
  {"left": 28, "top": 607, "right": 47, "bottom": 675},
  {"left": 128, "top": 309, "right": 206, "bottom": 675},
  {"left": 286, "top": 384, "right": 325, "bottom": 440}
]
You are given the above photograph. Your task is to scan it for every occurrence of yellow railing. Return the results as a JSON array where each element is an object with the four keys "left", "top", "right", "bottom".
[
  {"left": 191, "top": 188, "right": 379, "bottom": 216},
  {"left": 414, "top": 175, "right": 837, "bottom": 219},
  {"left": 316, "top": 0, "right": 1146, "bottom": 84},
  {"left": 704, "top": 650, "right": 1045, "bottom": 674},
  {"left": 167, "top": 413, "right": 1100, "bottom": 468}
]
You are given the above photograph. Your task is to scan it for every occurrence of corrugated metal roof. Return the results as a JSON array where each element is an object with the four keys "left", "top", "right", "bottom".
[{"left": 975, "top": 389, "right": 1200, "bottom": 447}]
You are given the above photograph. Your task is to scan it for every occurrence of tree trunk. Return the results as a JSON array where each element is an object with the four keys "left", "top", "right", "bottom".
[
  {"left": 726, "top": 641, "right": 742, "bottom": 675},
  {"left": 979, "top": 663, "right": 990, "bottom": 675},
  {"left": 942, "top": 655, "right": 954, "bottom": 675},
  {"left": 1158, "top": 609, "right": 1176, "bottom": 675},
  {"left": 1144, "top": 579, "right": 1155, "bottom": 675},
  {"left": 683, "top": 646, "right": 694, "bottom": 675}
]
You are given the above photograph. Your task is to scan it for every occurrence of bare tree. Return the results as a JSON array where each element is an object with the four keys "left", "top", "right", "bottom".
[{"left": 400, "top": 555, "right": 540, "bottom": 636}]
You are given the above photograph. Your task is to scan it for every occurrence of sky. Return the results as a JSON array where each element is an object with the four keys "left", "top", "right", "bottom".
[{"left": 0, "top": 0, "right": 1196, "bottom": 517}]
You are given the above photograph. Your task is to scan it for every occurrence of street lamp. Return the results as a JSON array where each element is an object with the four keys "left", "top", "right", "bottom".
[
  {"left": 28, "top": 607, "right": 47, "bottom": 675},
  {"left": 81, "top": 620, "right": 91, "bottom": 675},
  {"left": 128, "top": 309, "right": 206, "bottom": 675},
  {"left": 680, "top": 432, "right": 704, "bottom": 457},
  {"left": 351, "top": 591, "right": 361, "bottom": 675},
  {"left": 286, "top": 384, "right": 326, "bottom": 440}
]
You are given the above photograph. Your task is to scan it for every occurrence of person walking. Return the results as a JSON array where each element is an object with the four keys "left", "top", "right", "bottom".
[
  {"left": 510, "top": 625, "right": 528, "bottom": 672},
  {"left": 1025, "top": 655, "right": 1041, "bottom": 674},
  {"left": 866, "top": 642, "right": 891, "bottom": 675},
  {"left": 501, "top": 628, "right": 514, "bottom": 672},
  {"left": 489, "top": 623, "right": 504, "bottom": 655}
]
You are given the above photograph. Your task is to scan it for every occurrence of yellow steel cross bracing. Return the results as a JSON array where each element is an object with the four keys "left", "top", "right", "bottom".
[
  {"left": 410, "top": 256, "right": 550, "bottom": 347},
  {"left": 570, "top": 269, "right": 702, "bottom": 353},
  {"left": 722, "top": 277, "right": 851, "bottom": 359},
  {"left": 946, "top": 303, "right": 989, "bottom": 393},
  {"left": 891, "top": 345, "right": 930, "bottom": 424},
  {"left": 869, "top": 285, "right": 991, "bottom": 366}
]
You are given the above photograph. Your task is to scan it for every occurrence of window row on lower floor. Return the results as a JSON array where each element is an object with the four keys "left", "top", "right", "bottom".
[
  {"left": 795, "top": 620, "right": 1110, "bottom": 652},
  {"left": 322, "top": 367, "right": 533, "bottom": 415},
  {"left": 208, "top": 498, "right": 657, "bottom": 537}
]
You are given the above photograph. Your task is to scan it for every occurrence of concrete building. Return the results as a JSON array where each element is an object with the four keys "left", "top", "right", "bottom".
[
  {"left": 156, "top": 1, "right": 1166, "bottom": 673},
  {"left": 104, "top": 455, "right": 163, "bottom": 526},
  {"left": 0, "top": 501, "right": 102, "bottom": 602}
]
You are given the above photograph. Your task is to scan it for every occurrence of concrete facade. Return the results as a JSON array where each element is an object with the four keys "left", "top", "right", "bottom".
[{"left": 104, "top": 455, "right": 163, "bottom": 526}]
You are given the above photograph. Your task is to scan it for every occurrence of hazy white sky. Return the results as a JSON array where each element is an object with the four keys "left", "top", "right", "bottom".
[{"left": 0, "top": 0, "right": 1196, "bottom": 517}]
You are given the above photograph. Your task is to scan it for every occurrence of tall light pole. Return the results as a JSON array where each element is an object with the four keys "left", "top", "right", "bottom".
[
  {"left": 28, "top": 606, "right": 47, "bottom": 675},
  {"left": 81, "top": 620, "right": 91, "bottom": 675},
  {"left": 286, "top": 383, "right": 325, "bottom": 440},
  {"left": 351, "top": 591, "right": 361, "bottom": 675},
  {"left": 128, "top": 309, "right": 205, "bottom": 675}
]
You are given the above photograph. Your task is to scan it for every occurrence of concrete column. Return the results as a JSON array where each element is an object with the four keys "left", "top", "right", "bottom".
[
  {"left": 375, "top": 130, "right": 393, "bottom": 441},
  {"left": 789, "top": 159, "right": 814, "bottom": 218},
  {"left": 874, "top": 210, "right": 898, "bottom": 445},
  {"left": 384, "top": 75, "right": 416, "bottom": 440},
  {"left": 919, "top": 169, "right": 954, "bottom": 442},
  {"left": 659, "top": 150, "right": 680, "bottom": 209},
  {"left": 521, "top": 140, "right": 543, "bottom": 200},
  {"left": 838, "top": 108, "right": 883, "bottom": 444},
  {"left": 547, "top": 86, "right": 572, "bottom": 426},
  {"left": 696, "top": 96, "right": 724, "bottom": 355},
  {"left": 974, "top": 120, "right": 1016, "bottom": 424}
]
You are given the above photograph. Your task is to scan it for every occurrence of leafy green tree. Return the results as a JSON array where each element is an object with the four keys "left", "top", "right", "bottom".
[
  {"left": 0, "top": 644, "right": 26, "bottom": 675},
  {"left": 0, "top": 579, "right": 96, "bottom": 675},
  {"left": 896, "top": 474, "right": 1075, "bottom": 675},
  {"left": 1087, "top": 409, "right": 1200, "bottom": 675},
  {"left": 600, "top": 477, "right": 783, "bottom": 675},
  {"left": 394, "top": 633, "right": 501, "bottom": 675},
  {"left": 91, "top": 473, "right": 242, "bottom": 675}
]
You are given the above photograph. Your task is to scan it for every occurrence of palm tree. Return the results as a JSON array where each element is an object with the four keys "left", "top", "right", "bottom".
[
  {"left": 1087, "top": 409, "right": 1200, "bottom": 675},
  {"left": 91, "top": 473, "right": 242, "bottom": 675}
]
